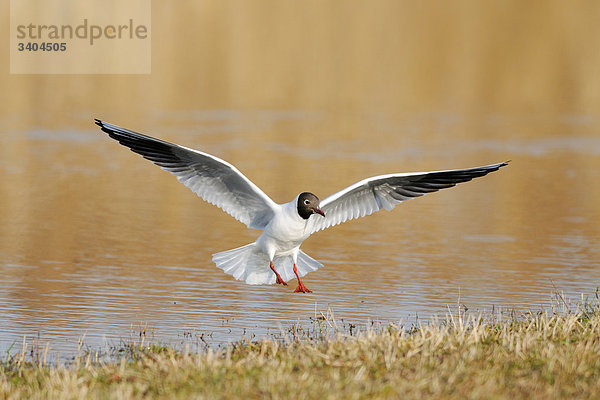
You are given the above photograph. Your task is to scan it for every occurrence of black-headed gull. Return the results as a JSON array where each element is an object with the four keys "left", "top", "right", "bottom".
[{"left": 95, "top": 119, "right": 508, "bottom": 293}]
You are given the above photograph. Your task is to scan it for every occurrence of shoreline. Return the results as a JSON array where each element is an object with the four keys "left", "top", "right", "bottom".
[{"left": 2, "top": 298, "right": 599, "bottom": 399}]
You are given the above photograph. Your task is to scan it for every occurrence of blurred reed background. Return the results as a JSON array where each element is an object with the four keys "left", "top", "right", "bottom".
[{"left": 2, "top": 1, "right": 600, "bottom": 126}]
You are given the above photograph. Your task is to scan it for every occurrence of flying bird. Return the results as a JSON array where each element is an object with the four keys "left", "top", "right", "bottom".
[{"left": 95, "top": 119, "right": 508, "bottom": 293}]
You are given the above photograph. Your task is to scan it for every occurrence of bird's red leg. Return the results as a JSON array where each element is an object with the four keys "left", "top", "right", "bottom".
[
  {"left": 293, "top": 264, "right": 312, "bottom": 293},
  {"left": 270, "top": 261, "right": 287, "bottom": 285}
]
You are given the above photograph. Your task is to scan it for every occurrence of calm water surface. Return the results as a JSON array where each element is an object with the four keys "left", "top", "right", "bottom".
[
  {"left": 1, "top": 111, "right": 599, "bottom": 357},
  {"left": 3, "top": 1, "right": 600, "bottom": 359}
]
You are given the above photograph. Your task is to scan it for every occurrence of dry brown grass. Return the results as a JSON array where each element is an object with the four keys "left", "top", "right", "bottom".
[{"left": 2, "top": 300, "right": 600, "bottom": 399}]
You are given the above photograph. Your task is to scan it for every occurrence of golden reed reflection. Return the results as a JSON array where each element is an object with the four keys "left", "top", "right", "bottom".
[{"left": 2, "top": 1, "right": 600, "bottom": 124}]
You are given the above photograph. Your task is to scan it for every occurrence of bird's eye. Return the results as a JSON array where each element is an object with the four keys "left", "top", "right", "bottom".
[{"left": 304, "top": 199, "right": 310, "bottom": 205}]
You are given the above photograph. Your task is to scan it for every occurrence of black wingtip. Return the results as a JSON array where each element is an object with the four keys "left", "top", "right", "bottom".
[
  {"left": 94, "top": 118, "right": 110, "bottom": 133},
  {"left": 495, "top": 160, "right": 511, "bottom": 171},
  {"left": 486, "top": 160, "right": 510, "bottom": 172},
  {"left": 94, "top": 118, "right": 116, "bottom": 137}
]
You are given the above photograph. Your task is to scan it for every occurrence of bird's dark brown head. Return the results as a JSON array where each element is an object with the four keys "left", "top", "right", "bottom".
[{"left": 297, "top": 192, "right": 325, "bottom": 220}]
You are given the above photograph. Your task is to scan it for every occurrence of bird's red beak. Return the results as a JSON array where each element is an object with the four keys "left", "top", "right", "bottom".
[{"left": 314, "top": 207, "right": 325, "bottom": 217}]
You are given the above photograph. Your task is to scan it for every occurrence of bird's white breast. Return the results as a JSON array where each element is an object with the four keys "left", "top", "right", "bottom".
[{"left": 256, "top": 200, "right": 311, "bottom": 257}]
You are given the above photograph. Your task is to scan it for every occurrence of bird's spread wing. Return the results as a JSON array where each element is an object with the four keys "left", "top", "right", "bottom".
[
  {"left": 307, "top": 162, "right": 509, "bottom": 233},
  {"left": 95, "top": 119, "right": 278, "bottom": 229}
]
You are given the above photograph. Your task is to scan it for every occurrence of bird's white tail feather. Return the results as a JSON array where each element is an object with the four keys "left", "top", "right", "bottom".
[{"left": 212, "top": 243, "right": 324, "bottom": 285}]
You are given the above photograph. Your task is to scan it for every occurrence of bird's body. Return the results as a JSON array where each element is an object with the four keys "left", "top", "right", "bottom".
[
  {"left": 95, "top": 119, "right": 508, "bottom": 293},
  {"left": 213, "top": 195, "right": 324, "bottom": 291},
  {"left": 257, "top": 197, "right": 310, "bottom": 258}
]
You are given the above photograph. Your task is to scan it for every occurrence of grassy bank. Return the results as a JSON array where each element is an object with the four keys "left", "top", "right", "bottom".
[{"left": 2, "top": 301, "right": 600, "bottom": 399}]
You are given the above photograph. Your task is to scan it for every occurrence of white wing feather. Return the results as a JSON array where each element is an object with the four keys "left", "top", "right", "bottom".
[
  {"left": 96, "top": 119, "right": 278, "bottom": 229},
  {"left": 307, "top": 162, "right": 508, "bottom": 233}
]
